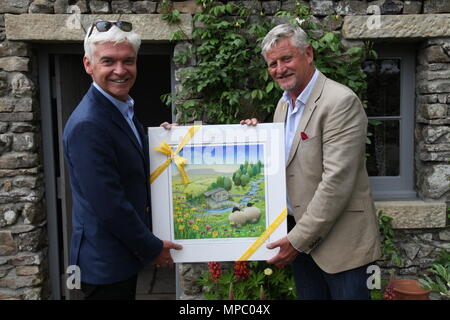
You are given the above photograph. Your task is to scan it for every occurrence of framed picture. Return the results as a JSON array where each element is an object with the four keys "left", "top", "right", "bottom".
[{"left": 148, "top": 123, "right": 287, "bottom": 262}]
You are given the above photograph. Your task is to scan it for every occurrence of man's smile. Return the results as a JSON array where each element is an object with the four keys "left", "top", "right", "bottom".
[
  {"left": 277, "top": 73, "right": 294, "bottom": 80},
  {"left": 111, "top": 78, "right": 129, "bottom": 83}
]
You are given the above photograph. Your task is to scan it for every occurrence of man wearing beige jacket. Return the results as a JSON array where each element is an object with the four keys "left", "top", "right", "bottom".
[{"left": 242, "top": 24, "right": 381, "bottom": 299}]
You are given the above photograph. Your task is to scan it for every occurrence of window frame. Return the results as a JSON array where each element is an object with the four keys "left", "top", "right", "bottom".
[{"left": 367, "top": 44, "right": 416, "bottom": 200}]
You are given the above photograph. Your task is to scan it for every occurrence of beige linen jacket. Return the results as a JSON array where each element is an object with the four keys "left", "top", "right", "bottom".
[{"left": 274, "top": 71, "right": 381, "bottom": 274}]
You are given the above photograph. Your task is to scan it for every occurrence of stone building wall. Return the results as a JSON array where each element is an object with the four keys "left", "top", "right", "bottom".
[
  {"left": 0, "top": 0, "right": 448, "bottom": 299},
  {"left": 0, "top": 10, "right": 48, "bottom": 299},
  {"left": 416, "top": 38, "right": 450, "bottom": 201}
]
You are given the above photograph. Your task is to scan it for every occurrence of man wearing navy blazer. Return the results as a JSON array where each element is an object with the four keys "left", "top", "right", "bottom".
[{"left": 63, "top": 21, "right": 182, "bottom": 300}]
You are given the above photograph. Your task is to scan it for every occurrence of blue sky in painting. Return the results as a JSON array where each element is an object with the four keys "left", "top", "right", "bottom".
[{"left": 177, "top": 144, "right": 264, "bottom": 165}]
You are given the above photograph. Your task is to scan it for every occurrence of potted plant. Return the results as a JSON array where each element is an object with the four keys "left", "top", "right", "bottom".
[
  {"left": 392, "top": 278, "right": 431, "bottom": 300},
  {"left": 383, "top": 269, "right": 431, "bottom": 300}
]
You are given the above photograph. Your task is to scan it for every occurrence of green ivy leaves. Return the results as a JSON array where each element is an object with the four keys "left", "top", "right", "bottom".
[{"left": 162, "top": 1, "right": 375, "bottom": 126}]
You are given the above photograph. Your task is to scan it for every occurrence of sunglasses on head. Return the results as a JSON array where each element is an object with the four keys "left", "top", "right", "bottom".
[{"left": 87, "top": 21, "right": 133, "bottom": 38}]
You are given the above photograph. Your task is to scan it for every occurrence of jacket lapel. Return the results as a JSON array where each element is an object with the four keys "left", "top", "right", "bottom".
[
  {"left": 286, "top": 72, "right": 327, "bottom": 167},
  {"left": 133, "top": 116, "right": 150, "bottom": 176},
  {"left": 274, "top": 99, "right": 289, "bottom": 123},
  {"left": 110, "top": 111, "right": 145, "bottom": 160},
  {"left": 89, "top": 85, "right": 145, "bottom": 160}
]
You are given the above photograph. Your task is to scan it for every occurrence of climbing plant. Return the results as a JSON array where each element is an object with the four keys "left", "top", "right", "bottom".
[
  {"left": 162, "top": 0, "right": 377, "bottom": 125},
  {"left": 162, "top": 0, "right": 277, "bottom": 123}
]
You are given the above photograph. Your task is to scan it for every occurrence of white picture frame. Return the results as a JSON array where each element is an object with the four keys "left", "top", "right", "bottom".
[{"left": 148, "top": 123, "right": 287, "bottom": 262}]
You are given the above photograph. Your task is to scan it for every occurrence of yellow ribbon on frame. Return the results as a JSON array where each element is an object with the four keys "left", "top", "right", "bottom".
[
  {"left": 237, "top": 207, "right": 288, "bottom": 261},
  {"left": 150, "top": 125, "right": 201, "bottom": 185}
]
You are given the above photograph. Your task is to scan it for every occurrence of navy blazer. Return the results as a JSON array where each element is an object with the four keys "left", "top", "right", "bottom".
[{"left": 63, "top": 85, "right": 163, "bottom": 284}]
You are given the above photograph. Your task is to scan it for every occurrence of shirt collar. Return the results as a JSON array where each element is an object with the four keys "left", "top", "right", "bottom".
[
  {"left": 282, "top": 69, "right": 319, "bottom": 110},
  {"left": 93, "top": 82, "right": 134, "bottom": 118}
]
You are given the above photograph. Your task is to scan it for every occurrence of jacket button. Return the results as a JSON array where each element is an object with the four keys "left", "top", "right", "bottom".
[{"left": 146, "top": 207, "right": 150, "bottom": 213}]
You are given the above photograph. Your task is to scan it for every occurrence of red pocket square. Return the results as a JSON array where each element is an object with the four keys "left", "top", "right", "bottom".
[{"left": 300, "top": 132, "right": 309, "bottom": 140}]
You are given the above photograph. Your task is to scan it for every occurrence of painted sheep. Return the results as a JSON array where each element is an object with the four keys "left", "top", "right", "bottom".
[
  {"left": 242, "top": 203, "right": 261, "bottom": 223},
  {"left": 228, "top": 207, "right": 247, "bottom": 228},
  {"left": 228, "top": 203, "right": 261, "bottom": 227}
]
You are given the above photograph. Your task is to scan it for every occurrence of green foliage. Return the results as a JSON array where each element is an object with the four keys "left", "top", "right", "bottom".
[
  {"left": 233, "top": 172, "right": 241, "bottom": 186},
  {"left": 433, "top": 249, "right": 450, "bottom": 267},
  {"left": 370, "top": 286, "right": 383, "bottom": 300},
  {"left": 160, "top": 0, "right": 180, "bottom": 24},
  {"left": 240, "top": 174, "right": 250, "bottom": 187},
  {"left": 216, "top": 176, "right": 225, "bottom": 188},
  {"left": 377, "top": 210, "right": 403, "bottom": 267},
  {"left": 419, "top": 261, "right": 450, "bottom": 299},
  {"left": 162, "top": 0, "right": 279, "bottom": 123},
  {"left": 162, "top": 0, "right": 374, "bottom": 124},
  {"left": 223, "top": 176, "right": 232, "bottom": 191},
  {"left": 198, "top": 261, "right": 297, "bottom": 300},
  {"left": 419, "top": 249, "right": 450, "bottom": 299}
]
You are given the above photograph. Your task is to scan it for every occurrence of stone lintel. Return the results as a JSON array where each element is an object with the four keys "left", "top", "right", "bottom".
[
  {"left": 342, "top": 14, "right": 450, "bottom": 40},
  {"left": 5, "top": 14, "right": 192, "bottom": 42},
  {"left": 375, "top": 200, "right": 447, "bottom": 229}
]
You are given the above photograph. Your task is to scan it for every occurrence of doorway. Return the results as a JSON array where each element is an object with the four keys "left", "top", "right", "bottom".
[{"left": 38, "top": 44, "right": 174, "bottom": 299}]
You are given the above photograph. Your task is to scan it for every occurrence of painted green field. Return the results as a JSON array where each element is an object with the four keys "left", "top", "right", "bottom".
[
  {"left": 171, "top": 169, "right": 266, "bottom": 240},
  {"left": 172, "top": 200, "right": 266, "bottom": 240}
]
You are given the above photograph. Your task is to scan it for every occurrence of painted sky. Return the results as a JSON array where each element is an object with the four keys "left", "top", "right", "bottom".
[{"left": 176, "top": 144, "right": 264, "bottom": 165}]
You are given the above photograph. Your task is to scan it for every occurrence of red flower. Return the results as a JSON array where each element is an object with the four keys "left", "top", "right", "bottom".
[
  {"left": 234, "top": 261, "right": 250, "bottom": 281},
  {"left": 383, "top": 284, "right": 395, "bottom": 300},
  {"left": 383, "top": 274, "right": 395, "bottom": 300},
  {"left": 208, "top": 262, "right": 222, "bottom": 282},
  {"left": 300, "top": 131, "right": 309, "bottom": 140}
]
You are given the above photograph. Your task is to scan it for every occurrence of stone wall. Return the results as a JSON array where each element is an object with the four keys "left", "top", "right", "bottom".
[
  {"left": 0, "top": 0, "right": 448, "bottom": 300},
  {"left": 0, "top": 20, "right": 48, "bottom": 298},
  {"left": 416, "top": 38, "right": 450, "bottom": 201},
  {"left": 379, "top": 228, "right": 450, "bottom": 275}
]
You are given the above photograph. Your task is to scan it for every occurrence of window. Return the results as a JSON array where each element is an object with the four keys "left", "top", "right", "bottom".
[{"left": 362, "top": 45, "right": 416, "bottom": 200}]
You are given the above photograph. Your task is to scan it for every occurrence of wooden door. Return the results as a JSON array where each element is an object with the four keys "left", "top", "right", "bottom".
[{"left": 54, "top": 54, "right": 90, "bottom": 300}]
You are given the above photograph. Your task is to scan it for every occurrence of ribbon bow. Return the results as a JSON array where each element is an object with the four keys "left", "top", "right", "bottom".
[{"left": 150, "top": 125, "right": 201, "bottom": 185}]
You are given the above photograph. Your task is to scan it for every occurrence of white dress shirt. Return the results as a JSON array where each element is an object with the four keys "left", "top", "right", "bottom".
[{"left": 282, "top": 69, "right": 319, "bottom": 214}]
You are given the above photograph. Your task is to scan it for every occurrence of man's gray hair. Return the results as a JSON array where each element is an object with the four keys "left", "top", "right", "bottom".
[
  {"left": 84, "top": 24, "right": 141, "bottom": 61},
  {"left": 261, "top": 24, "right": 309, "bottom": 59}
]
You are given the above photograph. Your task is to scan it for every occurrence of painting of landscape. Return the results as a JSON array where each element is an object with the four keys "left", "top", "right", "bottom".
[{"left": 171, "top": 144, "right": 266, "bottom": 240}]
